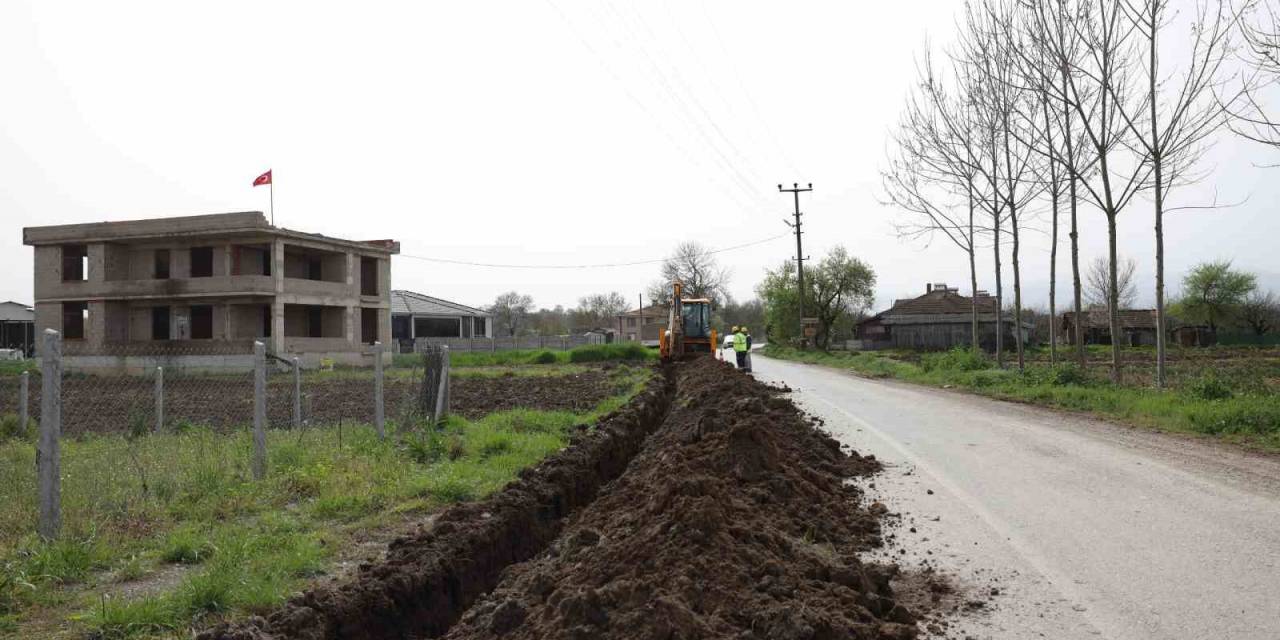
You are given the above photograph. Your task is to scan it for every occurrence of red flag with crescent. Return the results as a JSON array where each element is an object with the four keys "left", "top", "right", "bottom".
[{"left": 252, "top": 169, "right": 272, "bottom": 187}]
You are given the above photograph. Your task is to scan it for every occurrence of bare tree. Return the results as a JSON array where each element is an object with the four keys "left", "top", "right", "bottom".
[
  {"left": 1223, "top": 0, "right": 1280, "bottom": 150},
  {"left": 1020, "top": 0, "right": 1154, "bottom": 383},
  {"left": 574, "top": 292, "right": 629, "bottom": 331},
  {"left": 882, "top": 48, "right": 991, "bottom": 351},
  {"left": 1113, "top": 0, "right": 1238, "bottom": 388},
  {"left": 1239, "top": 290, "right": 1279, "bottom": 335},
  {"left": 489, "top": 291, "right": 534, "bottom": 337},
  {"left": 1086, "top": 255, "right": 1138, "bottom": 309},
  {"left": 959, "top": 0, "right": 1048, "bottom": 371},
  {"left": 649, "top": 241, "right": 731, "bottom": 308}
]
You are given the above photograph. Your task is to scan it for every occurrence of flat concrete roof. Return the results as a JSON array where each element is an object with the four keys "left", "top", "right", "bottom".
[{"left": 23, "top": 211, "right": 399, "bottom": 254}]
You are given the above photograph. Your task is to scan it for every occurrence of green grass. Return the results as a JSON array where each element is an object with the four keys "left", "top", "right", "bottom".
[
  {"left": 0, "top": 366, "right": 654, "bottom": 638},
  {"left": 763, "top": 345, "right": 1280, "bottom": 451},
  {"left": 392, "top": 342, "right": 657, "bottom": 368}
]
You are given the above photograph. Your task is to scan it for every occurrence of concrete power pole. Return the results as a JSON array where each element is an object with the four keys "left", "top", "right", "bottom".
[{"left": 779, "top": 183, "right": 812, "bottom": 347}]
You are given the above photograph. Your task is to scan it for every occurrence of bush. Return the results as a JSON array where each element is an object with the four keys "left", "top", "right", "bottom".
[
  {"left": 530, "top": 350, "right": 558, "bottom": 364},
  {"left": 567, "top": 343, "right": 652, "bottom": 363},
  {"left": 0, "top": 414, "right": 32, "bottom": 440},
  {"left": 1023, "top": 363, "right": 1092, "bottom": 387},
  {"left": 920, "top": 347, "right": 990, "bottom": 373},
  {"left": 1184, "top": 371, "right": 1234, "bottom": 401}
]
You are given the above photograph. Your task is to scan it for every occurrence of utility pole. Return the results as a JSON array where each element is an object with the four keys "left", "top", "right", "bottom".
[{"left": 780, "top": 182, "right": 812, "bottom": 347}]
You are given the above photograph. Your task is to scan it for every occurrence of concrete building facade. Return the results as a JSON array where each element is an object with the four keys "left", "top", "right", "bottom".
[{"left": 23, "top": 211, "right": 399, "bottom": 370}]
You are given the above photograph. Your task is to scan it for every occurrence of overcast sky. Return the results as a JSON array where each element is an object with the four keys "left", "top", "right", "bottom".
[{"left": 2, "top": 1, "right": 1277, "bottom": 313}]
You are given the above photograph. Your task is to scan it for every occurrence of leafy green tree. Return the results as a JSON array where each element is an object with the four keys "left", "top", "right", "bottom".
[
  {"left": 757, "top": 246, "right": 876, "bottom": 349},
  {"left": 1178, "top": 261, "right": 1257, "bottom": 333}
]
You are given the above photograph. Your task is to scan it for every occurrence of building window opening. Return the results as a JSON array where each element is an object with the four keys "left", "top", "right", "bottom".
[
  {"left": 152, "top": 306, "right": 171, "bottom": 340},
  {"left": 154, "top": 249, "right": 170, "bottom": 279},
  {"left": 307, "top": 306, "right": 323, "bottom": 338},
  {"left": 62, "top": 301, "right": 88, "bottom": 339},
  {"left": 361, "top": 307, "right": 378, "bottom": 344},
  {"left": 360, "top": 256, "right": 378, "bottom": 296},
  {"left": 261, "top": 305, "right": 272, "bottom": 337},
  {"left": 307, "top": 257, "right": 322, "bottom": 281},
  {"left": 62, "top": 245, "right": 88, "bottom": 282},
  {"left": 191, "top": 305, "right": 213, "bottom": 339},
  {"left": 190, "top": 246, "right": 213, "bottom": 278}
]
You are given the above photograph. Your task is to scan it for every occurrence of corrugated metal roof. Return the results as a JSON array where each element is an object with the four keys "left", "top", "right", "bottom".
[
  {"left": 887, "top": 289, "right": 998, "bottom": 315},
  {"left": 390, "top": 290, "right": 490, "bottom": 317},
  {"left": 0, "top": 301, "right": 34, "bottom": 322}
]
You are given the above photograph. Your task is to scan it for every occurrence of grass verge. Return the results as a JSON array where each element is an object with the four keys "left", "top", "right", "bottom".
[
  {"left": 392, "top": 342, "right": 656, "bottom": 368},
  {"left": 762, "top": 345, "right": 1280, "bottom": 451},
  {"left": 0, "top": 365, "right": 653, "bottom": 639}
]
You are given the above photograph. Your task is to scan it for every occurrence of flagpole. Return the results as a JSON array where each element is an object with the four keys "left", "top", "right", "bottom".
[{"left": 269, "top": 177, "right": 274, "bottom": 226}]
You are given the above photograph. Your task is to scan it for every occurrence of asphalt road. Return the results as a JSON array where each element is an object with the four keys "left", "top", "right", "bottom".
[{"left": 749, "top": 353, "right": 1280, "bottom": 640}]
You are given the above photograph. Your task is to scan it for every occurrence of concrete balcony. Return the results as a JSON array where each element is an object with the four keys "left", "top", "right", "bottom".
[
  {"left": 281, "top": 277, "right": 354, "bottom": 303},
  {"left": 36, "top": 275, "right": 276, "bottom": 302}
]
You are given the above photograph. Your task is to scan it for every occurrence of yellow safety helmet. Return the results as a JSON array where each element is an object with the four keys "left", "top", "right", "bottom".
[
  {"left": 740, "top": 326, "right": 748, "bottom": 333},
  {"left": 731, "top": 326, "right": 739, "bottom": 333}
]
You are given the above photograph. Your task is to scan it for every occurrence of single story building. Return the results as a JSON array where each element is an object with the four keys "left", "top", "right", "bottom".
[
  {"left": 391, "top": 290, "right": 492, "bottom": 352},
  {"left": 1060, "top": 308, "right": 1158, "bottom": 346},
  {"left": 0, "top": 301, "right": 35, "bottom": 358},
  {"left": 1171, "top": 325, "right": 1216, "bottom": 347},
  {"left": 616, "top": 304, "right": 668, "bottom": 346},
  {"left": 856, "top": 283, "right": 1033, "bottom": 351}
]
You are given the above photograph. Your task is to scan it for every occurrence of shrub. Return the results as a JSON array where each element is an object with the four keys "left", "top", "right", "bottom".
[
  {"left": 1024, "top": 363, "right": 1092, "bottom": 387},
  {"left": 0, "top": 414, "right": 32, "bottom": 440},
  {"left": 568, "top": 343, "right": 652, "bottom": 363},
  {"left": 1185, "top": 398, "right": 1280, "bottom": 435},
  {"left": 920, "top": 347, "right": 990, "bottom": 373},
  {"left": 530, "top": 350, "right": 558, "bottom": 364},
  {"left": 1184, "top": 371, "right": 1233, "bottom": 401}
]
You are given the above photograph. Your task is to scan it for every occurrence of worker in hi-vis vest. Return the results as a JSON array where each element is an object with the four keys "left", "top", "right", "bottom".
[{"left": 733, "top": 326, "right": 748, "bottom": 370}]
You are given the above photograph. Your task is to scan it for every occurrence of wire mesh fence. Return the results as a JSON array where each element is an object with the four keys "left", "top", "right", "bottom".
[{"left": 2, "top": 333, "right": 450, "bottom": 539}]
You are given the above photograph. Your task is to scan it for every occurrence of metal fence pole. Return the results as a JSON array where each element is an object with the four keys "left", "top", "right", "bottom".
[
  {"left": 292, "top": 357, "right": 301, "bottom": 429},
  {"left": 374, "top": 341, "right": 385, "bottom": 439},
  {"left": 434, "top": 345, "right": 450, "bottom": 425},
  {"left": 252, "top": 341, "right": 267, "bottom": 481},
  {"left": 154, "top": 366, "right": 164, "bottom": 433},
  {"left": 18, "top": 371, "right": 28, "bottom": 436},
  {"left": 38, "top": 329, "right": 61, "bottom": 540}
]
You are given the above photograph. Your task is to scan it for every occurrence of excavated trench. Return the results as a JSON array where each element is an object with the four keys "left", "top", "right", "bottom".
[{"left": 199, "top": 358, "right": 919, "bottom": 640}]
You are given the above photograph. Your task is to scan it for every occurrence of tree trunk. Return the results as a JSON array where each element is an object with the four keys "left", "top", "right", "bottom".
[
  {"left": 968, "top": 187, "right": 979, "bottom": 350},
  {"left": 1107, "top": 213, "right": 1123, "bottom": 384},
  {"left": 1149, "top": 5, "right": 1167, "bottom": 389},
  {"left": 1061, "top": 21, "right": 1086, "bottom": 368},
  {"left": 993, "top": 217, "right": 1004, "bottom": 368}
]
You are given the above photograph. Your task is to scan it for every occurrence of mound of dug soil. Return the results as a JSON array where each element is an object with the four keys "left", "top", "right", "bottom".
[
  {"left": 197, "top": 368, "right": 675, "bottom": 640},
  {"left": 445, "top": 357, "right": 915, "bottom": 640},
  {"left": 198, "top": 358, "right": 918, "bottom": 640}
]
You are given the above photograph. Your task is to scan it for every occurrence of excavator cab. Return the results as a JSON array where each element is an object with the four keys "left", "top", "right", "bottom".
[{"left": 659, "top": 282, "right": 718, "bottom": 361}]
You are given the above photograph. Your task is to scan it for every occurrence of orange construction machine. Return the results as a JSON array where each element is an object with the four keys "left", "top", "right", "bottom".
[{"left": 658, "top": 282, "right": 718, "bottom": 362}]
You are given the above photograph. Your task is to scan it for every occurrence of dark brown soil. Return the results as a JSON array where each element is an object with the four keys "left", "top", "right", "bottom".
[
  {"left": 196, "top": 367, "right": 676, "bottom": 640},
  {"left": 197, "top": 358, "right": 920, "bottom": 640},
  {"left": 443, "top": 357, "right": 914, "bottom": 640},
  {"left": 0, "top": 369, "right": 618, "bottom": 436}
]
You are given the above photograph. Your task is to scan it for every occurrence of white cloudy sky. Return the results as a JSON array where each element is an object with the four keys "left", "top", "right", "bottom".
[{"left": 2, "top": 1, "right": 1277, "bottom": 313}]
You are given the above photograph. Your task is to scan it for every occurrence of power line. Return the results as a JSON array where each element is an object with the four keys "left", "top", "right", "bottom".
[{"left": 397, "top": 233, "right": 787, "bottom": 270}]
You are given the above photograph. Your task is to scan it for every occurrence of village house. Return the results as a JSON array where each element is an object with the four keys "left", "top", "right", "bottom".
[
  {"left": 22, "top": 211, "right": 398, "bottom": 370},
  {"left": 0, "top": 301, "right": 35, "bottom": 358},
  {"left": 616, "top": 304, "right": 668, "bottom": 346},
  {"left": 856, "top": 283, "right": 1033, "bottom": 351},
  {"left": 390, "top": 290, "right": 492, "bottom": 353},
  {"left": 1059, "top": 308, "right": 1159, "bottom": 347}
]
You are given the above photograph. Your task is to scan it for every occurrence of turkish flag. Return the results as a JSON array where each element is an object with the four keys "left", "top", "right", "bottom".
[{"left": 252, "top": 169, "right": 272, "bottom": 187}]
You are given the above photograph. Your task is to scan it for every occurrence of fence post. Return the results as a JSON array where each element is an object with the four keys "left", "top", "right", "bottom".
[
  {"left": 374, "top": 341, "right": 385, "bottom": 440},
  {"left": 433, "top": 345, "right": 450, "bottom": 425},
  {"left": 490, "top": 336, "right": 496, "bottom": 353},
  {"left": 18, "top": 371, "right": 28, "bottom": 436},
  {"left": 154, "top": 366, "right": 164, "bottom": 433},
  {"left": 292, "top": 357, "right": 301, "bottom": 429},
  {"left": 562, "top": 336, "right": 567, "bottom": 351},
  {"left": 252, "top": 341, "right": 267, "bottom": 481},
  {"left": 38, "top": 329, "right": 61, "bottom": 540}
]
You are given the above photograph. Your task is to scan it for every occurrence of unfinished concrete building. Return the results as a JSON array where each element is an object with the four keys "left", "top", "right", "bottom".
[{"left": 23, "top": 211, "right": 399, "bottom": 370}]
